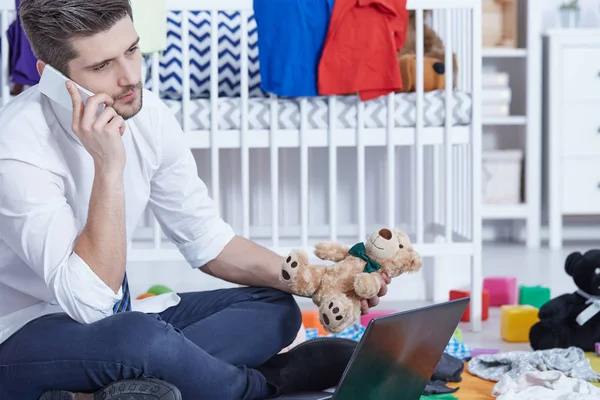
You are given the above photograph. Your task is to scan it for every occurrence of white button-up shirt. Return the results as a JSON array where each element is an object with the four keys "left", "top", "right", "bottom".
[{"left": 0, "top": 87, "right": 236, "bottom": 346}]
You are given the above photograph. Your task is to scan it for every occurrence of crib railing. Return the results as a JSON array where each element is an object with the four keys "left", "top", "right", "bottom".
[{"left": 137, "top": 0, "right": 482, "bottom": 257}]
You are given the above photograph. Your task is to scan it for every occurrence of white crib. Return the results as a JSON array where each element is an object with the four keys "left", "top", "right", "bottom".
[{"left": 0, "top": 0, "right": 483, "bottom": 330}]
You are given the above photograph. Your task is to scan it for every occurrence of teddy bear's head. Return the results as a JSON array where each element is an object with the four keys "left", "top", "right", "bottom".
[
  {"left": 565, "top": 250, "right": 600, "bottom": 296},
  {"left": 364, "top": 228, "right": 422, "bottom": 277}
]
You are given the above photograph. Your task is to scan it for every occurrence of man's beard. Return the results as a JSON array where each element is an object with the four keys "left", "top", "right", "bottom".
[{"left": 113, "top": 82, "right": 143, "bottom": 120}]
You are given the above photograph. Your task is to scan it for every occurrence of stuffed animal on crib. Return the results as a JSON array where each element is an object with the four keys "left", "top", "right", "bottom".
[
  {"left": 529, "top": 249, "right": 600, "bottom": 352},
  {"left": 398, "top": 54, "right": 447, "bottom": 92},
  {"left": 279, "top": 228, "right": 422, "bottom": 334},
  {"left": 397, "top": 10, "right": 458, "bottom": 92}
]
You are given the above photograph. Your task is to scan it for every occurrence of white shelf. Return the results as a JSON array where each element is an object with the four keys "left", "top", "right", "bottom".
[
  {"left": 483, "top": 116, "right": 527, "bottom": 125},
  {"left": 483, "top": 48, "right": 528, "bottom": 58},
  {"left": 482, "top": 204, "right": 528, "bottom": 219},
  {"left": 480, "top": 0, "right": 543, "bottom": 248}
]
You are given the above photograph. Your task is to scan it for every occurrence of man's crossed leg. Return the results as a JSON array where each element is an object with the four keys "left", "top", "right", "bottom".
[{"left": 0, "top": 287, "right": 356, "bottom": 399}]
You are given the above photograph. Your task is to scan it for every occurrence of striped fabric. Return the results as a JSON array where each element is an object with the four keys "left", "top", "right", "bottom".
[
  {"left": 144, "top": 10, "right": 265, "bottom": 99},
  {"left": 113, "top": 273, "right": 132, "bottom": 313}
]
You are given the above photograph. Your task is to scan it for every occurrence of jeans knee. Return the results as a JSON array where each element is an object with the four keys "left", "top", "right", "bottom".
[
  {"left": 271, "top": 290, "right": 303, "bottom": 345},
  {"left": 108, "top": 312, "right": 182, "bottom": 369}
]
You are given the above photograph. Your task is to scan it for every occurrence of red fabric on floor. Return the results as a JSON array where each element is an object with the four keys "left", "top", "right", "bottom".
[{"left": 318, "top": 0, "right": 408, "bottom": 101}]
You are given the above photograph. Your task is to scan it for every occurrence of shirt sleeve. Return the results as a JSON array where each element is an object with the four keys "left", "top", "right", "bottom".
[
  {"left": 357, "top": 0, "right": 408, "bottom": 50},
  {"left": 0, "top": 160, "right": 123, "bottom": 324},
  {"left": 148, "top": 101, "right": 236, "bottom": 268}
]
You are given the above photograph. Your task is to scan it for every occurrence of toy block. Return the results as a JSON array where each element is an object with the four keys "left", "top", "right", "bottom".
[
  {"left": 500, "top": 305, "right": 539, "bottom": 343},
  {"left": 519, "top": 285, "right": 551, "bottom": 309},
  {"left": 471, "top": 348, "right": 499, "bottom": 358},
  {"left": 449, "top": 289, "right": 489, "bottom": 322},
  {"left": 484, "top": 277, "right": 517, "bottom": 306},
  {"left": 360, "top": 310, "right": 396, "bottom": 327},
  {"left": 301, "top": 309, "right": 329, "bottom": 336},
  {"left": 596, "top": 343, "right": 600, "bottom": 357}
]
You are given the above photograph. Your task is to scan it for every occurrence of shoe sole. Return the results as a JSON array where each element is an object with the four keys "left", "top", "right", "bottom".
[{"left": 39, "top": 378, "right": 181, "bottom": 400}]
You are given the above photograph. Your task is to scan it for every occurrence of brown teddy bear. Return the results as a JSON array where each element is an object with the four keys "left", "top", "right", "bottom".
[
  {"left": 397, "top": 10, "right": 458, "bottom": 92},
  {"left": 280, "top": 228, "right": 422, "bottom": 334},
  {"left": 398, "top": 54, "right": 447, "bottom": 92}
]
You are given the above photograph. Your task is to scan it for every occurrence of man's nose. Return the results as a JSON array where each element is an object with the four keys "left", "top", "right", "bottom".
[{"left": 119, "top": 64, "right": 139, "bottom": 86}]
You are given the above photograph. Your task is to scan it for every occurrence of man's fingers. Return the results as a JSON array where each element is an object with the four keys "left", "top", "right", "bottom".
[
  {"left": 378, "top": 282, "right": 388, "bottom": 297},
  {"left": 360, "top": 299, "right": 369, "bottom": 315},
  {"left": 382, "top": 272, "right": 391, "bottom": 285},
  {"left": 66, "top": 81, "right": 83, "bottom": 130},
  {"left": 368, "top": 296, "right": 380, "bottom": 308},
  {"left": 105, "top": 114, "right": 125, "bottom": 136},
  {"left": 81, "top": 93, "right": 114, "bottom": 131},
  {"left": 92, "top": 107, "right": 119, "bottom": 132}
]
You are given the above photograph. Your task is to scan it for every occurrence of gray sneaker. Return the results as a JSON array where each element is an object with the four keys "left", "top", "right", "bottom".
[{"left": 39, "top": 378, "right": 181, "bottom": 400}]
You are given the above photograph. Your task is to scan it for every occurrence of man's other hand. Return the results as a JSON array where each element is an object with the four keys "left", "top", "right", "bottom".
[{"left": 360, "top": 272, "right": 391, "bottom": 315}]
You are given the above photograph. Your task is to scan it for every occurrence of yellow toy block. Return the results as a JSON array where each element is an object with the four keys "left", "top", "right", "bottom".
[{"left": 500, "top": 305, "right": 539, "bottom": 343}]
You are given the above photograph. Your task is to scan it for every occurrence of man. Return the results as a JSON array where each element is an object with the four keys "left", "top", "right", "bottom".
[{"left": 0, "top": 1, "right": 390, "bottom": 399}]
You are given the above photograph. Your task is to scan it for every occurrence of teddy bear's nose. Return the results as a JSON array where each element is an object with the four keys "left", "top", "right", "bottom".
[{"left": 379, "top": 228, "right": 392, "bottom": 240}]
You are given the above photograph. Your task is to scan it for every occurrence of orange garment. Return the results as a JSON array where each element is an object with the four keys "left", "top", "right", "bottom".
[{"left": 318, "top": 0, "right": 408, "bottom": 101}]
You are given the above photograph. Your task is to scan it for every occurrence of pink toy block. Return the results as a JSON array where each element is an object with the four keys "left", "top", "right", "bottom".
[
  {"left": 595, "top": 343, "right": 600, "bottom": 356},
  {"left": 471, "top": 348, "right": 499, "bottom": 358},
  {"left": 360, "top": 310, "right": 396, "bottom": 327},
  {"left": 484, "top": 277, "right": 517, "bottom": 307}
]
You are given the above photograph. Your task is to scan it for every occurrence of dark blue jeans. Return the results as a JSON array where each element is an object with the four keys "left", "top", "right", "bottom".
[{"left": 0, "top": 286, "right": 302, "bottom": 400}]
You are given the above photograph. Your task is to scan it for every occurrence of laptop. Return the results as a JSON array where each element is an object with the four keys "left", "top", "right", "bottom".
[{"left": 275, "top": 297, "right": 470, "bottom": 400}]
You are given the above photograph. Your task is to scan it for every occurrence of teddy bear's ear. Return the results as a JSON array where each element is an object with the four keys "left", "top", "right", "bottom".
[{"left": 565, "top": 251, "right": 582, "bottom": 276}]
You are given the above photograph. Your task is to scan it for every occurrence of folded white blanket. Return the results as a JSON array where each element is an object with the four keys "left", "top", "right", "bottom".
[{"left": 492, "top": 370, "right": 600, "bottom": 400}]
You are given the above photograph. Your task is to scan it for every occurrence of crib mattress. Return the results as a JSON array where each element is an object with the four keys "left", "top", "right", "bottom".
[{"left": 162, "top": 90, "right": 472, "bottom": 131}]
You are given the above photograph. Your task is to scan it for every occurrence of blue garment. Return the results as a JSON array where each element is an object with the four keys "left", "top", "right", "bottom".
[
  {"left": 253, "top": 0, "right": 335, "bottom": 97},
  {"left": 0, "top": 287, "right": 301, "bottom": 399}
]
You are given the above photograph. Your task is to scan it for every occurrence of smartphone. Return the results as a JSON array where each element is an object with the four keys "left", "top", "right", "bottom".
[{"left": 38, "top": 64, "right": 105, "bottom": 116}]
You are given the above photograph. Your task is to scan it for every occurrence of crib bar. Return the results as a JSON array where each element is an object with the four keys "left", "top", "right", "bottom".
[
  {"left": 470, "top": 3, "right": 483, "bottom": 331},
  {"left": 240, "top": 11, "right": 250, "bottom": 238},
  {"left": 328, "top": 97, "right": 338, "bottom": 242},
  {"left": 357, "top": 101, "right": 366, "bottom": 242},
  {"left": 415, "top": 9, "right": 424, "bottom": 244},
  {"left": 270, "top": 94, "right": 279, "bottom": 247},
  {"left": 181, "top": 11, "right": 191, "bottom": 132},
  {"left": 300, "top": 98, "right": 309, "bottom": 248},
  {"left": 386, "top": 93, "right": 395, "bottom": 229},
  {"left": 210, "top": 10, "right": 220, "bottom": 206},
  {"left": 1, "top": 11, "right": 8, "bottom": 106},
  {"left": 444, "top": 10, "right": 453, "bottom": 242}
]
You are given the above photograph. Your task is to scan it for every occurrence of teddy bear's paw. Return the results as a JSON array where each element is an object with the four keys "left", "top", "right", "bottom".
[
  {"left": 320, "top": 297, "right": 354, "bottom": 334},
  {"left": 353, "top": 273, "right": 381, "bottom": 299},
  {"left": 281, "top": 250, "right": 306, "bottom": 283}
]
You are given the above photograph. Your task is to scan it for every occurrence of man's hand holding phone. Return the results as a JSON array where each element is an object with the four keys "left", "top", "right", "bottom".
[{"left": 66, "top": 81, "right": 126, "bottom": 177}]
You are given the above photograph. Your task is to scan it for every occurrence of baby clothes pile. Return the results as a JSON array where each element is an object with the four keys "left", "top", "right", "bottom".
[{"left": 467, "top": 346, "right": 600, "bottom": 399}]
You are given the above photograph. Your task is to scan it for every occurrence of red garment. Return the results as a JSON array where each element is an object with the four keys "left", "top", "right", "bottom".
[{"left": 318, "top": 0, "right": 408, "bottom": 101}]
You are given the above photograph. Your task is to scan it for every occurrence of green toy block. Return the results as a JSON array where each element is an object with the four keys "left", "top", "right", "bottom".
[
  {"left": 147, "top": 285, "right": 174, "bottom": 295},
  {"left": 519, "top": 285, "right": 551, "bottom": 309}
]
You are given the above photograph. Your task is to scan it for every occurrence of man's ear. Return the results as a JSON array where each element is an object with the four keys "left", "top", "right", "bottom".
[{"left": 36, "top": 60, "right": 46, "bottom": 77}]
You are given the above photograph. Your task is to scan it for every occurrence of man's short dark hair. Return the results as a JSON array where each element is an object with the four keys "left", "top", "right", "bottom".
[{"left": 19, "top": 0, "right": 133, "bottom": 75}]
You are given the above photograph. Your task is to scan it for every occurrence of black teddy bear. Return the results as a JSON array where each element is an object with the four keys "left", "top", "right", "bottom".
[{"left": 529, "top": 249, "right": 600, "bottom": 352}]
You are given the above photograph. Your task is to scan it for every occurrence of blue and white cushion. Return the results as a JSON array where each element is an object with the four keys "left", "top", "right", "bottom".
[{"left": 144, "top": 11, "right": 265, "bottom": 99}]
